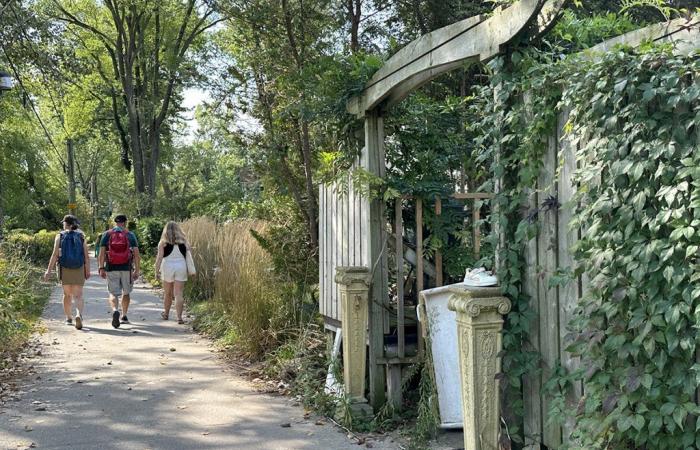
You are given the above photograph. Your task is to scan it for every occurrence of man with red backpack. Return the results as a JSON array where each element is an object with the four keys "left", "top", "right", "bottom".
[{"left": 98, "top": 214, "right": 141, "bottom": 328}]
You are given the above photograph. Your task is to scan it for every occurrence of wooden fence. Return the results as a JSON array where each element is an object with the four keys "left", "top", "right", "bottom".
[
  {"left": 319, "top": 165, "right": 371, "bottom": 328},
  {"left": 522, "top": 108, "right": 584, "bottom": 449}
]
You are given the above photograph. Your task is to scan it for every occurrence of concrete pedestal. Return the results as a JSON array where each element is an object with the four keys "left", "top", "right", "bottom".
[
  {"left": 335, "top": 267, "right": 372, "bottom": 414},
  {"left": 447, "top": 286, "right": 511, "bottom": 450}
]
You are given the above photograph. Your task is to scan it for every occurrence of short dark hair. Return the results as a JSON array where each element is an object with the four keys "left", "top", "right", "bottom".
[
  {"left": 62, "top": 214, "right": 80, "bottom": 231},
  {"left": 114, "top": 214, "right": 128, "bottom": 224}
]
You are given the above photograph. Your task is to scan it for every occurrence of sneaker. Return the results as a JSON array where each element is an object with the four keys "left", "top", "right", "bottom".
[
  {"left": 463, "top": 268, "right": 498, "bottom": 287},
  {"left": 75, "top": 316, "right": 83, "bottom": 330},
  {"left": 66, "top": 318, "right": 73, "bottom": 325},
  {"left": 120, "top": 316, "right": 129, "bottom": 324},
  {"left": 112, "top": 310, "right": 121, "bottom": 328}
]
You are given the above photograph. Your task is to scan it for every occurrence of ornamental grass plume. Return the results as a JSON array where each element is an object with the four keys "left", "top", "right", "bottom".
[
  {"left": 181, "top": 217, "right": 218, "bottom": 301},
  {"left": 181, "top": 217, "right": 280, "bottom": 356},
  {"left": 214, "top": 220, "right": 279, "bottom": 355}
]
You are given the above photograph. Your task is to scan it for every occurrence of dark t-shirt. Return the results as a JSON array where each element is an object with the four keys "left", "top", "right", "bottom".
[{"left": 100, "top": 227, "right": 138, "bottom": 271}]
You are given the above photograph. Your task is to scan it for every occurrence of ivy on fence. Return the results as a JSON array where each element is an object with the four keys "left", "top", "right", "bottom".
[{"left": 474, "top": 39, "right": 700, "bottom": 448}]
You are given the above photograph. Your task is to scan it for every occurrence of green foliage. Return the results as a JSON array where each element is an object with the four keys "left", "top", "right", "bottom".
[
  {"left": 265, "top": 324, "right": 338, "bottom": 417},
  {"left": 562, "top": 48, "right": 700, "bottom": 449},
  {"left": 135, "top": 218, "right": 166, "bottom": 258},
  {"left": 548, "top": 11, "right": 640, "bottom": 51},
  {"left": 0, "top": 252, "right": 51, "bottom": 356},
  {"left": 474, "top": 30, "right": 700, "bottom": 448},
  {"left": 3, "top": 229, "right": 58, "bottom": 265}
]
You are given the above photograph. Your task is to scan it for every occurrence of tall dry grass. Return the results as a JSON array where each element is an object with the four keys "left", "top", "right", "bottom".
[
  {"left": 181, "top": 217, "right": 282, "bottom": 356},
  {"left": 181, "top": 217, "right": 218, "bottom": 301}
]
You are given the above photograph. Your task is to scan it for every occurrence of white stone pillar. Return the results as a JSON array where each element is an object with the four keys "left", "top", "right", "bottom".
[
  {"left": 448, "top": 287, "right": 511, "bottom": 450},
  {"left": 335, "top": 266, "right": 373, "bottom": 415}
]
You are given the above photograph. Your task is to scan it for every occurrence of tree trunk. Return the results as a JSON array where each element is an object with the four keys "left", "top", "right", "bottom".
[{"left": 299, "top": 119, "right": 318, "bottom": 248}]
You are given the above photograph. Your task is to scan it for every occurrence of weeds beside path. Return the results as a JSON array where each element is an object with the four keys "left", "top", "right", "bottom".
[{"left": 0, "top": 259, "right": 400, "bottom": 450}]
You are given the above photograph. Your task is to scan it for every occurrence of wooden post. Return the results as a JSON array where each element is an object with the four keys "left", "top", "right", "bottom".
[
  {"left": 364, "top": 110, "right": 387, "bottom": 410},
  {"left": 416, "top": 198, "right": 426, "bottom": 352},
  {"left": 434, "top": 196, "right": 443, "bottom": 287},
  {"left": 472, "top": 203, "right": 481, "bottom": 258},
  {"left": 395, "top": 198, "right": 405, "bottom": 358}
]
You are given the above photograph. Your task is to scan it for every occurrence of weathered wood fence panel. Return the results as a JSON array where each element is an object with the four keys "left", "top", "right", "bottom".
[
  {"left": 319, "top": 161, "right": 371, "bottom": 326},
  {"left": 523, "top": 106, "right": 585, "bottom": 449}
]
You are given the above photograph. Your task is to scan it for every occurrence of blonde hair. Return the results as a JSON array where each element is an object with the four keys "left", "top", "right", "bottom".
[{"left": 160, "top": 221, "right": 188, "bottom": 246}]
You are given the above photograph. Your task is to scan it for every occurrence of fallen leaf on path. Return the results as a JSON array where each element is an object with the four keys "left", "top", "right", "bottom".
[
  {"left": 169, "top": 348, "right": 176, "bottom": 352},
  {"left": 24, "top": 425, "right": 33, "bottom": 432},
  {"left": 280, "top": 423, "right": 291, "bottom": 428},
  {"left": 34, "top": 407, "right": 46, "bottom": 412},
  {"left": 315, "top": 420, "right": 325, "bottom": 426},
  {"left": 202, "top": 431, "right": 210, "bottom": 435},
  {"left": 177, "top": 405, "right": 188, "bottom": 410}
]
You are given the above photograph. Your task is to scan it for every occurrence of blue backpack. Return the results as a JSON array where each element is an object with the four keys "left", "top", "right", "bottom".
[{"left": 59, "top": 231, "right": 85, "bottom": 269}]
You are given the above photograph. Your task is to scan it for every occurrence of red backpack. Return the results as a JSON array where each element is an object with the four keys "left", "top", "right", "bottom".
[{"left": 107, "top": 229, "right": 131, "bottom": 265}]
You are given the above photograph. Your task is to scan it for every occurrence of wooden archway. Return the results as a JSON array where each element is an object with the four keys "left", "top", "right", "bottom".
[{"left": 340, "top": 0, "right": 565, "bottom": 410}]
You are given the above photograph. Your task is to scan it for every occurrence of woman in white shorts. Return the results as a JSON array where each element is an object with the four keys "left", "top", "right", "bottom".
[{"left": 154, "top": 221, "right": 196, "bottom": 324}]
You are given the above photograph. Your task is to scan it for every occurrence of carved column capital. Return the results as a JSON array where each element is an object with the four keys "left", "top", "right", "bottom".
[
  {"left": 447, "top": 288, "right": 511, "bottom": 318},
  {"left": 335, "top": 266, "right": 372, "bottom": 288}
]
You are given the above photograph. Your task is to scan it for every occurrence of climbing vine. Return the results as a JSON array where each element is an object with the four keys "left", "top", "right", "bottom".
[
  {"left": 564, "top": 47, "right": 700, "bottom": 449},
  {"left": 473, "top": 33, "right": 700, "bottom": 449}
]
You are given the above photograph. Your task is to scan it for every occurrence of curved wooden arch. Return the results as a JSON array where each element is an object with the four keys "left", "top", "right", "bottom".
[{"left": 347, "top": 0, "right": 564, "bottom": 116}]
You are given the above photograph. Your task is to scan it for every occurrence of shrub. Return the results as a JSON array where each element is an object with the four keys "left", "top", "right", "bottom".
[
  {"left": 135, "top": 218, "right": 166, "bottom": 257},
  {"left": 3, "top": 229, "right": 58, "bottom": 265},
  {"left": 0, "top": 250, "right": 51, "bottom": 355}
]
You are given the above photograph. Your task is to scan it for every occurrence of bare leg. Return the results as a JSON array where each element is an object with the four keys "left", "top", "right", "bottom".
[
  {"left": 121, "top": 294, "right": 131, "bottom": 316},
  {"left": 62, "top": 288, "right": 72, "bottom": 320},
  {"left": 109, "top": 294, "right": 119, "bottom": 311},
  {"left": 162, "top": 281, "right": 173, "bottom": 318},
  {"left": 73, "top": 285, "right": 84, "bottom": 318},
  {"left": 174, "top": 281, "right": 185, "bottom": 322}
]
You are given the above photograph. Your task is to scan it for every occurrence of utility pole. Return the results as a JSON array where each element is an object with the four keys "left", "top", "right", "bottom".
[
  {"left": 67, "top": 138, "right": 76, "bottom": 215},
  {"left": 90, "top": 174, "right": 97, "bottom": 233}
]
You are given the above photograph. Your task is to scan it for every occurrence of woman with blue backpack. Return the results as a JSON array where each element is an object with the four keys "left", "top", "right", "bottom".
[{"left": 43, "top": 215, "right": 91, "bottom": 330}]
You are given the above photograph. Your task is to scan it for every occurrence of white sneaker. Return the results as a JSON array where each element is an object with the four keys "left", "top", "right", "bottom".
[{"left": 463, "top": 268, "right": 498, "bottom": 286}]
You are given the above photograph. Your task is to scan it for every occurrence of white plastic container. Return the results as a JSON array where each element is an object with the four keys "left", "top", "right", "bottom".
[{"left": 418, "top": 283, "right": 473, "bottom": 429}]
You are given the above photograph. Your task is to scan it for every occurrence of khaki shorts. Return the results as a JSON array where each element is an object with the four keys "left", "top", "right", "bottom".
[
  {"left": 106, "top": 270, "right": 133, "bottom": 296},
  {"left": 60, "top": 267, "right": 85, "bottom": 286}
]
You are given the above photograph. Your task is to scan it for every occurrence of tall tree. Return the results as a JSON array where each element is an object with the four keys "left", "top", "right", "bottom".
[{"left": 48, "top": 0, "right": 224, "bottom": 213}]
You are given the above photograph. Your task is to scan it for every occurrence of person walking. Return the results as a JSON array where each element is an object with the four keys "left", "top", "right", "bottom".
[
  {"left": 43, "top": 215, "right": 90, "bottom": 330},
  {"left": 98, "top": 214, "right": 140, "bottom": 328},
  {"left": 154, "top": 221, "right": 196, "bottom": 324}
]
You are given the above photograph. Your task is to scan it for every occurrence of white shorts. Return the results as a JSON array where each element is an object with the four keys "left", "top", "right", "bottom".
[{"left": 161, "top": 261, "right": 188, "bottom": 283}]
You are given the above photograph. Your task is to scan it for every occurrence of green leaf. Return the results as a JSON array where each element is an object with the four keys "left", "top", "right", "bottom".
[
  {"left": 617, "top": 414, "right": 634, "bottom": 432},
  {"left": 673, "top": 407, "right": 687, "bottom": 430},
  {"left": 649, "top": 415, "right": 663, "bottom": 435},
  {"left": 632, "top": 414, "right": 645, "bottom": 431}
]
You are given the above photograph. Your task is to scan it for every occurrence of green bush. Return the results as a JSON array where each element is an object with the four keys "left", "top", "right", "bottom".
[
  {"left": 0, "top": 251, "right": 51, "bottom": 355},
  {"left": 135, "top": 218, "right": 166, "bottom": 257},
  {"left": 3, "top": 229, "right": 58, "bottom": 265}
]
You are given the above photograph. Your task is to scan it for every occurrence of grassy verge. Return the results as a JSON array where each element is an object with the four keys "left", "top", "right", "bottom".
[{"left": 0, "top": 250, "right": 52, "bottom": 365}]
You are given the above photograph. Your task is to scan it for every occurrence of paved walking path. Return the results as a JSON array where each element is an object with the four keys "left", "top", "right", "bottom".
[{"left": 0, "top": 261, "right": 399, "bottom": 450}]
